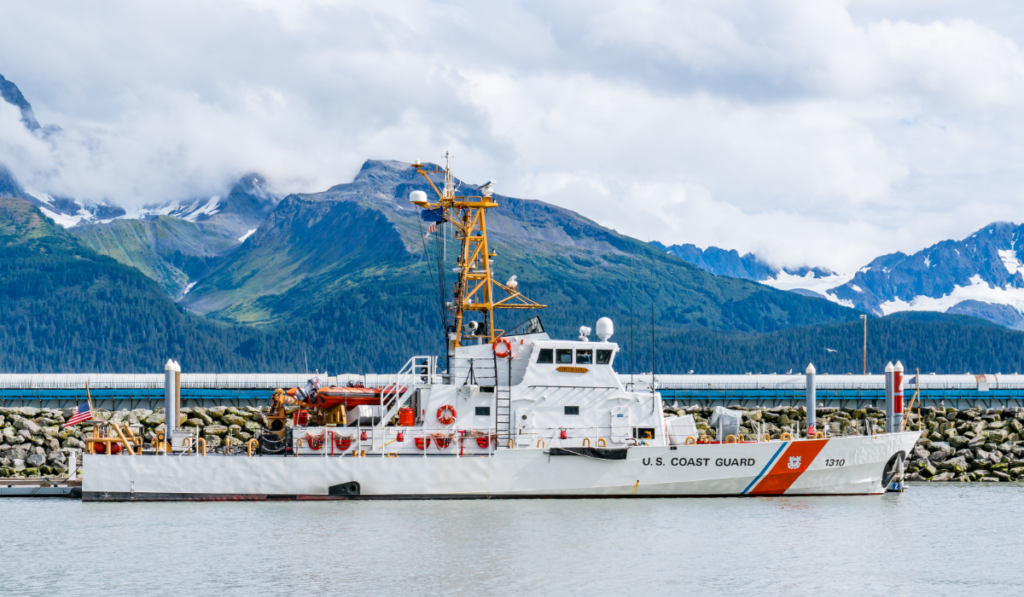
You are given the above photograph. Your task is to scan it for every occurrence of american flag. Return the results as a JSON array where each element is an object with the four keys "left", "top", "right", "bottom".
[
  {"left": 424, "top": 222, "right": 438, "bottom": 237},
  {"left": 64, "top": 402, "right": 93, "bottom": 427}
]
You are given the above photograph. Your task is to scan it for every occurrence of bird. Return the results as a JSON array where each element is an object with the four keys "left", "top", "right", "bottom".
[
  {"left": 825, "top": 347, "right": 838, "bottom": 353},
  {"left": 688, "top": 370, "right": 694, "bottom": 374},
  {"left": 479, "top": 180, "right": 497, "bottom": 197},
  {"left": 786, "top": 369, "right": 793, "bottom": 375}
]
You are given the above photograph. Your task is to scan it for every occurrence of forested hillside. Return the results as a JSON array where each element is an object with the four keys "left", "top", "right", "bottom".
[
  {"left": 0, "top": 198, "right": 261, "bottom": 372},
  {"left": 646, "top": 313, "right": 1024, "bottom": 376}
]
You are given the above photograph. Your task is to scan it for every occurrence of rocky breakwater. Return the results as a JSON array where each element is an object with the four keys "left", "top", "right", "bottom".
[
  {"left": 0, "top": 405, "right": 269, "bottom": 478},
  {"left": 0, "top": 407, "right": 82, "bottom": 478},
  {"left": 665, "top": 404, "right": 1024, "bottom": 482}
]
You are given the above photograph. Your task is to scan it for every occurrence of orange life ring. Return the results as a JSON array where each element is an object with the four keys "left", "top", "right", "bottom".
[
  {"left": 437, "top": 405, "right": 457, "bottom": 425},
  {"left": 492, "top": 337, "right": 512, "bottom": 359}
]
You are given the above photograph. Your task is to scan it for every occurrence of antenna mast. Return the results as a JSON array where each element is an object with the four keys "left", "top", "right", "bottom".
[{"left": 411, "top": 154, "right": 545, "bottom": 354}]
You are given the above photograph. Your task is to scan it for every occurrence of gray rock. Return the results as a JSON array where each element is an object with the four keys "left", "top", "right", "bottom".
[
  {"left": 46, "top": 450, "right": 66, "bottom": 464},
  {"left": 11, "top": 459, "right": 24, "bottom": 471},
  {"left": 202, "top": 425, "right": 228, "bottom": 437},
  {"left": 183, "top": 418, "right": 205, "bottom": 428},
  {"left": 13, "top": 418, "right": 41, "bottom": 434},
  {"left": 222, "top": 414, "right": 247, "bottom": 427},
  {"left": 4, "top": 447, "right": 27, "bottom": 461},
  {"left": 912, "top": 445, "right": 930, "bottom": 460},
  {"left": 25, "top": 453, "right": 45, "bottom": 468},
  {"left": 62, "top": 437, "right": 85, "bottom": 450},
  {"left": 143, "top": 413, "right": 165, "bottom": 426},
  {"left": 918, "top": 462, "right": 938, "bottom": 478},
  {"left": 939, "top": 456, "right": 968, "bottom": 473},
  {"left": 2, "top": 427, "right": 15, "bottom": 443},
  {"left": 992, "top": 470, "right": 1011, "bottom": 481},
  {"left": 948, "top": 435, "right": 970, "bottom": 449},
  {"left": 986, "top": 429, "right": 1009, "bottom": 443},
  {"left": 930, "top": 471, "right": 955, "bottom": 482}
]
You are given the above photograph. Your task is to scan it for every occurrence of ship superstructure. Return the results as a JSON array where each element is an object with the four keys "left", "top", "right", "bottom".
[{"left": 82, "top": 159, "right": 920, "bottom": 501}]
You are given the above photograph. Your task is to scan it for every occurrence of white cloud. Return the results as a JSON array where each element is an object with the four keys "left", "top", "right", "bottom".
[{"left": 0, "top": 0, "right": 1023, "bottom": 271}]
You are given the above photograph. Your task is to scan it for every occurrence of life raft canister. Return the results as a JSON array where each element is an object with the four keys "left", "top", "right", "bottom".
[
  {"left": 492, "top": 337, "right": 513, "bottom": 359},
  {"left": 437, "top": 405, "right": 457, "bottom": 425}
]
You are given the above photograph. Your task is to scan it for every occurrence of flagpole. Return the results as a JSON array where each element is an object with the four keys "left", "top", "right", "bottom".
[{"left": 85, "top": 380, "right": 94, "bottom": 413}]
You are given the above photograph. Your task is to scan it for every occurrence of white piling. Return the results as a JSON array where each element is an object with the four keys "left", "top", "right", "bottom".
[
  {"left": 884, "top": 362, "right": 895, "bottom": 434},
  {"left": 805, "top": 363, "right": 816, "bottom": 437},
  {"left": 893, "top": 361, "right": 904, "bottom": 433},
  {"left": 163, "top": 359, "right": 179, "bottom": 449}
]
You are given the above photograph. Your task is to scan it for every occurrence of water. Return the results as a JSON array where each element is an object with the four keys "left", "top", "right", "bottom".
[{"left": 1, "top": 484, "right": 1022, "bottom": 596}]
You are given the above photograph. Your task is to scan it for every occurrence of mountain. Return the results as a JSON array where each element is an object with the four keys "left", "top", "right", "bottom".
[
  {"left": 654, "top": 241, "right": 832, "bottom": 281},
  {"left": 183, "top": 160, "right": 861, "bottom": 337},
  {"left": 657, "top": 222, "right": 1024, "bottom": 331},
  {"left": 171, "top": 159, "right": 872, "bottom": 373},
  {"left": 0, "top": 196, "right": 281, "bottom": 372},
  {"left": 7, "top": 192, "right": 1024, "bottom": 375},
  {"left": 70, "top": 174, "right": 280, "bottom": 297},
  {"left": 0, "top": 73, "right": 119, "bottom": 224},
  {"left": 8, "top": 192, "right": 1024, "bottom": 376},
  {"left": 0, "top": 73, "right": 40, "bottom": 131}
]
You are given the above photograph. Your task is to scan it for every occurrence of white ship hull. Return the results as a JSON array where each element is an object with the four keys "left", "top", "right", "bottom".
[{"left": 83, "top": 432, "right": 919, "bottom": 500}]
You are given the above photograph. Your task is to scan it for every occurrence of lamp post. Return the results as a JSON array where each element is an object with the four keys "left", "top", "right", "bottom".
[{"left": 860, "top": 314, "right": 867, "bottom": 375}]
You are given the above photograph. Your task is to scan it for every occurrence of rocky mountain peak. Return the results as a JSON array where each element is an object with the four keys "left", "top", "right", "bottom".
[{"left": 0, "top": 74, "right": 40, "bottom": 131}]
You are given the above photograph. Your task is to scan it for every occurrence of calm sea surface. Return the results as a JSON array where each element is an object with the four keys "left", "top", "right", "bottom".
[{"left": 1, "top": 484, "right": 1023, "bottom": 596}]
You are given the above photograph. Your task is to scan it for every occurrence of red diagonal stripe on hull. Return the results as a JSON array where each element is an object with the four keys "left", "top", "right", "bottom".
[{"left": 749, "top": 439, "right": 829, "bottom": 495}]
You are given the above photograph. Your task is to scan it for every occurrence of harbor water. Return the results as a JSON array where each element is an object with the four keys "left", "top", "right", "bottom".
[{"left": 2, "top": 484, "right": 1023, "bottom": 596}]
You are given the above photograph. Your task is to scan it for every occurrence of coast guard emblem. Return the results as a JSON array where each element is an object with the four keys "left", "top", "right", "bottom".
[{"left": 788, "top": 456, "right": 801, "bottom": 470}]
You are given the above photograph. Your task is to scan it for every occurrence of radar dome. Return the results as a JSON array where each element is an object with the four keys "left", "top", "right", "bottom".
[{"left": 596, "top": 317, "right": 613, "bottom": 341}]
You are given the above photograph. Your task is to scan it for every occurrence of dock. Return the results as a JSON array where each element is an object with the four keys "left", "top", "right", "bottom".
[{"left": 0, "top": 478, "right": 82, "bottom": 498}]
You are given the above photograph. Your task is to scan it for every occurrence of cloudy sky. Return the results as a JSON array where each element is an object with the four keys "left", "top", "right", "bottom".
[{"left": 1, "top": 0, "right": 1023, "bottom": 271}]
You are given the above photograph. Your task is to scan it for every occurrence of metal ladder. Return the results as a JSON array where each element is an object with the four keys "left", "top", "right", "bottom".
[{"left": 493, "top": 355, "right": 512, "bottom": 446}]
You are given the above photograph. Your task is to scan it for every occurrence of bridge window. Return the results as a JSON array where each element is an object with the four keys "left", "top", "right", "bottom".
[
  {"left": 537, "top": 349, "right": 553, "bottom": 364},
  {"left": 556, "top": 349, "right": 573, "bottom": 364},
  {"left": 597, "top": 350, "right": 613, "bottom": 365},
  {"left": 564, "top": 406, "right": 580, "bottom": 415},
  {"left": 476, "top": 406, "right": 491, "bottom": 416},
  {"left": 576, "top": 349, "right": 593, "bottom": 365}
]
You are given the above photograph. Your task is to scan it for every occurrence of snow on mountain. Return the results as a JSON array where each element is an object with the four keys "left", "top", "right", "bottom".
[
  {"left": 128, "top": 194, "right": 223, "bottom": 222},
  {"left": 26, "top": 191, "right": 125, "bottom": 227},
  {"left": 760, "top": 270, "right": 855, "bottom": 307},
  {"left": 657, "top": 221, "right": 1024, "bottom": 330}
]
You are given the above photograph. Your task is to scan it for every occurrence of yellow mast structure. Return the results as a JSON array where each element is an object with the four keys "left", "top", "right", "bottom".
[{"left": 410, "top": 154, "right": 544, "bottom": 352}]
